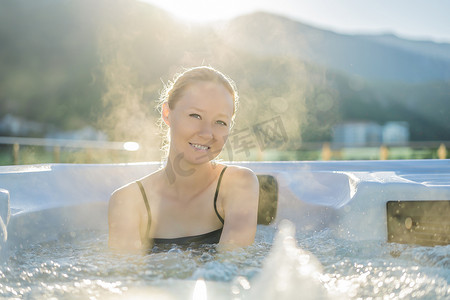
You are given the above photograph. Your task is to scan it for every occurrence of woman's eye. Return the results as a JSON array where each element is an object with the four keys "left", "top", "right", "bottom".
[
  {"left": 217, "top": 120, "right": 228, "bottom": 126},
  {"left": 189, "top": 113, "right": 201, "bottom": 119}
]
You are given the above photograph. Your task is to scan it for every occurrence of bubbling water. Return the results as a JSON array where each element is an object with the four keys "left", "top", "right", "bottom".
[{"left": 0, "top": 221, "right": 449, "bottom": 299}]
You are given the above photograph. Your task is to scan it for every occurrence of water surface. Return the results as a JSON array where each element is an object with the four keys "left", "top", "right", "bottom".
[{"left": 1, "top": 224, "right": 448, "bottom": 299}]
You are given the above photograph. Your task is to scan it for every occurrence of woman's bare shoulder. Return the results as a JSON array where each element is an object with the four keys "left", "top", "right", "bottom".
[
  {"left": 217, "top": 164, "right": 259, "bottom": 249},
  {"left": 111, "top": 171, "right": 159, "bottom": 198},
  {"left": 110, "top": 169, "right": 163, "bottom": 203},
  {"left": 109, "top": 181, "right": 141, "bottom": 211},
  {"left": 220, "top": 164, "right": 259, "bottom": 199},
  {"left": 222, "top": 164, "right": 258, "bottom": 182}
]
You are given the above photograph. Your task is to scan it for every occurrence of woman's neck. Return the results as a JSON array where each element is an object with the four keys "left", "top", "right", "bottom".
[{"left": 163, "top": 156, "right": 218, "bottom": 190}]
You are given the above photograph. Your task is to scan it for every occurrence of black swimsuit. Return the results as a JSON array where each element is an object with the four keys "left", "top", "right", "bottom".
[{"left": 136, "top": 166, "right": 227, "bottom": 247}]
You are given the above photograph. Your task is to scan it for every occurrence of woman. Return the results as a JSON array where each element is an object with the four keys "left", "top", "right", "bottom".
[{"left": 108, "top": 66, "right": 259, "bottom": 253}]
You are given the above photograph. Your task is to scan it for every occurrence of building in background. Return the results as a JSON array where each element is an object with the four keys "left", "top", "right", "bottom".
[
  {"left": 0, "top": 114, "right": 45, "bottom": 136},
  {"left": 332, "top": 121, "right": 382, "bottom": 146},
  {"left": 332, "top": 121, "right": 409, "bottom": 146},
  {"left": 382, "top": 122, "right": 409, "bottom": 145}
]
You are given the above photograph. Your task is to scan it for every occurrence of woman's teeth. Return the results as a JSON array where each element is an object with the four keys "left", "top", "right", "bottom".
[{"left": 190, "top": 143, "right": 209, "bottom": 150}]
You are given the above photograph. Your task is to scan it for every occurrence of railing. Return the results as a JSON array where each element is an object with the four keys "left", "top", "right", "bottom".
[
  {"left": 255, "top": 141, "right": 449, "bottom": 161},
  {"left": 0, "top": 136, "right": 139, "bottom": 165},
  {"left": 304, "top": 141, "right": 449, "bottom": 160},
  {"left": 0, "top": 136, "right": 448, "bottom": 165}
]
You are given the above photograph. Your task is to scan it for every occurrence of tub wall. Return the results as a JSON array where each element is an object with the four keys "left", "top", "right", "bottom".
[
  {"left": 0, "top": 189, "right": 9, "bottom": 246},
  {"left": 1, "top": 160, "right": 449, "bottom": 259}
]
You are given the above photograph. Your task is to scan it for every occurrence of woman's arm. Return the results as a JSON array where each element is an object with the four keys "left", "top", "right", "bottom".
[
  {"left": 218, "top": 167, "right": 259, "bottom": 250},
  {"left": 108, "top": 184, "right": 145, "bottom": 253}
]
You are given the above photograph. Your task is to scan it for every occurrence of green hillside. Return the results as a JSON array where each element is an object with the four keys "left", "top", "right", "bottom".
[{"left": 1, "top": 0, "right": 449, "bottom": 151}]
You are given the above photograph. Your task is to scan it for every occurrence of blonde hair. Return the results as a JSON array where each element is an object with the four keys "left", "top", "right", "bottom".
[{"left": 157, "top": 66, "right": 239, "bottom": 158}]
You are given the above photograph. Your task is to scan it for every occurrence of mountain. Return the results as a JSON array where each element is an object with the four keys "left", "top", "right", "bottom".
[
  {"left": 0, "top": 0, "right": 449, "bottom": 146},
  {"left": 218, "top": 12, "right": 450, "bottom": 141},
  {"left": 222, "top": 12, "right": 450, "bottom": 83}
]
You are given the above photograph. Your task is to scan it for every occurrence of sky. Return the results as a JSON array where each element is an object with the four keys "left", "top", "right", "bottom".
[{"left": 142, "top": 0, "right": 450, "bottom": 43}]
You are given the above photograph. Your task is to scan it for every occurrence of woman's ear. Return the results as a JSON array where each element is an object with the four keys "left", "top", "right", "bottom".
[{"left": 162, "top": 102, "right": 171, "bottom": 126}]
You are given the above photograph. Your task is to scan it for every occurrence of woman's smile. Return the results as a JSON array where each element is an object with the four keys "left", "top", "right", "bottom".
[{"left": 189, "top": 142, "right": 210, "bottom": 151}]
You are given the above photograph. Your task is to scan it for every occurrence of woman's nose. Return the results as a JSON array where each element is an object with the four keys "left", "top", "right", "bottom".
[{"left": 197, "top": 122, "right": 214, "bottom": 139}]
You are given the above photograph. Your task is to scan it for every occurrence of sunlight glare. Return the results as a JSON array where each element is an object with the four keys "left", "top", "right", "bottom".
[
  {"left": 123, "top": 141, "right": 140, "bottom": 151},
  {"left": 140, "top": 0, "right": 244, "bottom": 23},
  {"left": 192, "top": 278, "right": 207, "bottom": 300}
]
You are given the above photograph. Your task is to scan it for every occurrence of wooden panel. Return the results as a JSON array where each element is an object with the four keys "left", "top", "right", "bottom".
[
  {"left": 387, "top": 200, "right": 450, "bottom": 246},
  {"left": 257, "top": 175, "right": 278, "bottom": 225}
]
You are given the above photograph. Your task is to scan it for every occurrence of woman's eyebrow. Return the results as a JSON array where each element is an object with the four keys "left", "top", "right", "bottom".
[
  {"left": 188, "top": 107, "right": 205, "bottom": 112},
  {"left": 188, "top": 107, "right": 230, "bottom": 118},
  {"left": 187, "top": 106, "right": 231, "bottom": 118},
  {"left": 216, "top": 113, "right": 231, "bottom": 118}
]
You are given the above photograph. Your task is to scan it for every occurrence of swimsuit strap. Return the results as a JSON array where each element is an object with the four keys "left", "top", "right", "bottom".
[
  {"left": 136, "top": 180, "right": 151, "bottom": 246},
  {"left": 138, "top": 166, "right": 227, "bottom": 246},
  {"left": 214, "top": 166, "right": 228, "bottom": 224}
]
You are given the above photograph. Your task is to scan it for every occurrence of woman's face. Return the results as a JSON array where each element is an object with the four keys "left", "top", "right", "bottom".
[{"left": 164, "top": 81, "right": 234, "bottom": 165}]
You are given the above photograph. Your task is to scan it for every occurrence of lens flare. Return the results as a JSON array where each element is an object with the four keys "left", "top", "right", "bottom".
[
  {"left": 193, "top": 278, "right": 207, "bottom": 300},
  {"left": 123, "top": 142, "right": 140, "bottom": 151}
]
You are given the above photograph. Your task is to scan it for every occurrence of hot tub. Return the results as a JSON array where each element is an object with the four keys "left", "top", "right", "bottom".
[{"left": 1, "top": 160, "right": 449, "bottom": 299}]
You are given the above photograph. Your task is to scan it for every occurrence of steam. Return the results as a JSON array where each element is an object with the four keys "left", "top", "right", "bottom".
[
  {"left": 94, "top": 2, "right": 338, "bottom": 162},
  {"left": 97, "top": 3, "right": 162, "bottom": 161}
]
